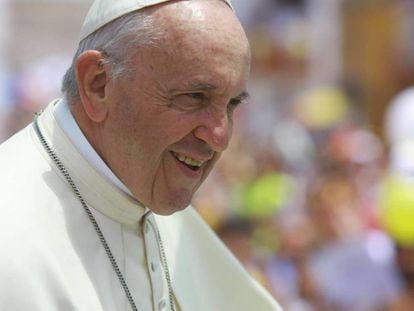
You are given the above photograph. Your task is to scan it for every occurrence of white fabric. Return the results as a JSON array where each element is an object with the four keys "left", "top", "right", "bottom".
[
  {"left": 385, "top": 87, "right": 414, "bottom": 145},
  {"left": 80, "top": 0, "right": 234, "bottom": 41},
  {"left": 55, "top": 98, "right": 132, "bottom": 195},
  {"left": 0, "top": 100, "right": 281, "bottom": 310},
  {"left": 385, "top": 87, "right": 414, "bottom": 174},
  {"left": 0, "top": 101, "right": 170, "bottom": 311}
]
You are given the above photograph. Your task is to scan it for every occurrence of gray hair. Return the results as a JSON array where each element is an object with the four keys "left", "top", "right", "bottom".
[{"left": 61, "top": 10, "right": 161, "bottom": 102}]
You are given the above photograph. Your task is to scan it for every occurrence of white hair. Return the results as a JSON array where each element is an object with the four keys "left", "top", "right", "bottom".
[{"left": 61, "top": 10, "right": 162, "bottom": 102}]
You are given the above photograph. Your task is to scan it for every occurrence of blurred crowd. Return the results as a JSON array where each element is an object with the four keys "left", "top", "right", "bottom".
[
  {"left": 195, "top": 1, "right": 414, "bottom": 310},
  {"left": 2, "top": 0, "right": 414, "bottom": 310},
  {"left": 195, "top": 84, "right": 414, "bottom": 310}
]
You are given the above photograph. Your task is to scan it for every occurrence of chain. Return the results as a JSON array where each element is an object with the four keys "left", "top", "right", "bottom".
[
  {"left": 34, "top": 113, "right": 177, "bottom": 311},
  {"left": 156, "top": 228, "right": 176, "bottom": 311},
  {"left": 33, "top": 113, "right": 138, "bottom": 311}
]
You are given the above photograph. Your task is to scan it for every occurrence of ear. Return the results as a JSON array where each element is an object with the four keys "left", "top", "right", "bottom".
[{"left": 76, "top": 50, "right": 109, "bottom": 123}]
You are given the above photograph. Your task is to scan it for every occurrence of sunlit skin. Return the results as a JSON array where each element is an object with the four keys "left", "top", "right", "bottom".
[{"left": 72, "top": 0, "right": 251, "bottom": 215}]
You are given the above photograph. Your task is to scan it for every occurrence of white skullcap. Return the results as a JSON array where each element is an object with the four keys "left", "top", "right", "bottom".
[{"left": 80, "top": 0, "right": 234, "bottom": 42}]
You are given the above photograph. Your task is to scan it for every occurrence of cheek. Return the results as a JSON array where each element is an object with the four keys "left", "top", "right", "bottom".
[
  {"left": 107, "top": 109, "right": 151, "bottom": 160},
  {"left": 120, "top": 117, "right": 177, "bottom": 162}
]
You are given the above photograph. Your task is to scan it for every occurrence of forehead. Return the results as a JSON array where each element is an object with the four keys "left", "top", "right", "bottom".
[
  {"left": 130, "top": 0, "right": 251, "bottom": 94},
  {"left": 149, "top": 0, "right": 249, "bottom": 56}
]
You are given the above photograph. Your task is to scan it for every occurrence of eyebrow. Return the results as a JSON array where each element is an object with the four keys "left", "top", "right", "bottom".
[
  {"left": 184, "top": 82, "right": 250, "bottom": 101},
  {"left": 185, "top": 82, "right": 217, "bottom": 91},
  {"left": 234, "top": 91, "right": 250, "bottom": 102}
]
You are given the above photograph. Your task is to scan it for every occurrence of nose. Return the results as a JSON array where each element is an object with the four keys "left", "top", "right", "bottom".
[{"left": 194, "top": 108, "right": 232, "bottom": 153}]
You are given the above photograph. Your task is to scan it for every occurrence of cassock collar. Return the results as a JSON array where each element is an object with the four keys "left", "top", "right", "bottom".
[
  {"left": 35, "top": 99, "right": 147, "bottom": 225},
  {"left": 54, "top": 98, "right": 131, "bottom": 195}
]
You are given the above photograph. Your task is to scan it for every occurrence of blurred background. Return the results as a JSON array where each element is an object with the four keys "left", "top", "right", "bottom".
[{"left": 2, "top": 0, "right": 414, "bottom": 309}]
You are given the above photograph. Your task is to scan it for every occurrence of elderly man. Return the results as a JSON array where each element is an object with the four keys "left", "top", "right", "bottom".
[{"left": 0, "top": 0, "right": 281, "bottom": 310}]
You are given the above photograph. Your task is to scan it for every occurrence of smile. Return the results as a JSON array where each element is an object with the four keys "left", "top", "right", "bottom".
[{"left": 172, "top": 152, "right": 203, "bottom": 171}]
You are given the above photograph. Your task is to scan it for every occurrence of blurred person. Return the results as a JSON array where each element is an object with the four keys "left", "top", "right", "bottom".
[
  {"left": 382, "top": 87, "right": 414, "bottom": 310},
  {"left": 265, "top": 209, "right": 325, "bottom": 311},
  {"left": 382, "top": 86, "right": 414, "bottom": 256},
  {"left": 216, "top": 217, "right": 273, "bottom": 290},
  {"left": 306, "top": 169, "right": 401, "bottom": 311},
  {"left": 389, "top": 245, "right": 414, "bottom": 310},
  {"left": 241, "top": 149, "right": 294, "bottom": 219},
  {"left": 327, "top": 124, "right": 386, "bottom": 230},
  {"left": 380, "top": 175, "right": 414, "bottom": 310},
  {"left": 0, "top": 1, "right": 281, "bottom": 310},
  {"left": 385, "top": 87, "right": 414, "bottom": 177}
]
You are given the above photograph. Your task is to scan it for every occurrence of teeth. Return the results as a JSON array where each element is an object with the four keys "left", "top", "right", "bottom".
[{"left": 175, "top": 153, "right": 203, "bottom": 167}]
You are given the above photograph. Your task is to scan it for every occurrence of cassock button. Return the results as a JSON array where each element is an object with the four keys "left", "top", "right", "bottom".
[
  {"left": 151, "top": 261, "right": 156, "bottom": 272},
  {"left": 144, "top": 222, "right": 150, "bottom": 234},
  {"left": 158, "top": 298, "right": 167, "bottom": 310}
]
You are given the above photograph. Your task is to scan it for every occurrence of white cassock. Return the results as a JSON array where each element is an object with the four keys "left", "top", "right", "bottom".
[{"left": 0, "top": 99, "right": 282, "bottom": 311}]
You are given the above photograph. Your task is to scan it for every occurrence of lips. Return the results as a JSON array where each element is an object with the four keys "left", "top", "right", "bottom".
[{"left": 171, "top": 151, "right": 204, "bottom": 171}]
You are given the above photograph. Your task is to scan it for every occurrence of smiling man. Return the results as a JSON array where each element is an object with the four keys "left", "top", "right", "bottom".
[
  {"left": 0, "top": 0, "right": 281, "bottom": 310},
  {"left": 71, "top": 0, "right": 251, "bottom": 215}
]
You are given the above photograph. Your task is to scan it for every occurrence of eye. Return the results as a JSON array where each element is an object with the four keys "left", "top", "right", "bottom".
[
  {"left": 228, "top": 98, "right": 243, "bottom": 113},
  {"left": 171, "top": 92, "right": 208, "bottom": 111},
  {"left": 186, "top": 92, "right": 207, "bottom": 101}
]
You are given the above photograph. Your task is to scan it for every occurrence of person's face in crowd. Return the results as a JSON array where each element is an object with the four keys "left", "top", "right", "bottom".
[{"left": 100, "top": 0, "right": 250, "bottom": 215}]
